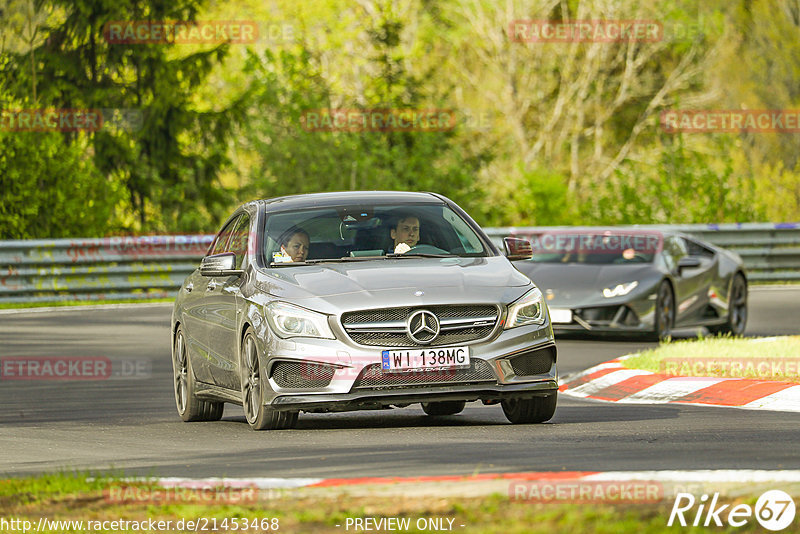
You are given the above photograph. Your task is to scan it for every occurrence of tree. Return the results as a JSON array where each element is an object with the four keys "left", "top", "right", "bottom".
[
  {"left": 428, "top": 0, "right": 730, "bottom": 224},
  {"left": 2, "top": 0, "right": 237, "bottom": 235},
  {"left": 237, "top": 2, "right": 489, "bottom": 215}
]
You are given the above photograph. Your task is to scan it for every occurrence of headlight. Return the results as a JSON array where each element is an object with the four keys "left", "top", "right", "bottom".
[
  {"left": 264, "top": 302, "right": 335, "bottom": 339},
  {"left": 603, "top": 281, "right": 639, "bottom": 298},
  {"left": 505, "top": 287, "right": 546, "bottom": 328}
]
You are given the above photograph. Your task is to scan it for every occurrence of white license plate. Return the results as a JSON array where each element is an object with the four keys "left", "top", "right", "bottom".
[
  {"left": 549, "top": 308, "right": 573, "bottom": 324},
  {"left": 381, "top": 346, "right": 470, "bottom": 372}
]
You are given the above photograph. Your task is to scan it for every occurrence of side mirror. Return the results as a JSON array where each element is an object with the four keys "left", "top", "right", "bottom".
[
  {"left": 677, "top": 256, "right": 701, "bottom": 275},
  {"left": 503, "top": 237, "right": 533, "bottom": 261},
  {"left": 200, "top": 252, "right": 244, "bottom": 277}
]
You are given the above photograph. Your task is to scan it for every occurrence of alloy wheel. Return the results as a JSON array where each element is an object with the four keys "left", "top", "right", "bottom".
[
  {"left": 173, "top": 331, "right": 188, "bottom": 414},
  {"left": 655, "top": 282, "right": 673, "bottom": 341},
  {"left": 730, "top": 275, "right": 748, "bottom": 335},
  {"left": 242, "top": 334, "right": 261, "bottom": 424}
]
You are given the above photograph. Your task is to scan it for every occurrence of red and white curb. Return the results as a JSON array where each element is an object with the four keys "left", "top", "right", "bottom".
[
  {"left": 137, "top": 470, "right": 800, "bottom": 489},
  {"left": 560, "top": 357, "right": 800, "bottom": 412},
  {"left": 119, "top": 471, "right": 800, "bottom": 503}
]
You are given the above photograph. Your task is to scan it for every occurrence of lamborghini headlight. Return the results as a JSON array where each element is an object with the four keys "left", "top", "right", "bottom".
[{"left": 602, "top": 281, "right": 639, "bottom": 298}]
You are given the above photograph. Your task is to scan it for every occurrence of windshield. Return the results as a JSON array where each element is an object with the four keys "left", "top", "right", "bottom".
[
  {"left": 525, "top": 231, "right": 662, "bottom": 264},
  {"left": 262, "top": 203, "right": 490, "bottom": 266}
]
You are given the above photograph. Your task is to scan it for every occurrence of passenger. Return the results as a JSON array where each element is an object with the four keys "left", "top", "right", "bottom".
[
  {"left": 390, "top": 214, "right": 420, "bottom": 254},
  {"left": 275, "top": 227, "right": 310, "bottom": 263}
]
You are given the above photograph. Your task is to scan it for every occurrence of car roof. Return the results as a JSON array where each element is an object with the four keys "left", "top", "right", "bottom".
[{"left": 256, "top": 191, "right": 444, "bottom": 212}]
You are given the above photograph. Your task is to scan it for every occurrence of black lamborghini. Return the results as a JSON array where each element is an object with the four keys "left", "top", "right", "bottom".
[{"left": 511, "top": 229, "right": 748, "bottom": 341}]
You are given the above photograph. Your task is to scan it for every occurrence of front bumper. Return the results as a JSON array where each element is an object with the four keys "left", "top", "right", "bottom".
[
  {"left": 549, "top": 299, "right": 656, "bottom": 334},
  {"left": 553, "top": 323, "right": 651, "bottom": 334},
  {"left": 259, "top": 320, "right": 557, "bottom": 410},
  {"left": 271, "top": 379, "right": 558, "bottom": 412}
]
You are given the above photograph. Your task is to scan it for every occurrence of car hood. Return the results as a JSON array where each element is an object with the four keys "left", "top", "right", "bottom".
[
  {"left": 254, "top": 256, "right": 532, "bottom": 312},
  {"left": 513, "top": 262, "right": 661, "bottom": 306}
]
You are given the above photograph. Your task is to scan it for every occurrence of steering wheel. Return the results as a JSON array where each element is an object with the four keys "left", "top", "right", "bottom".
[
  {"left": 627, "top": 252, "right": 650, "bottom": 263},
  {"left": 613, "top": 253, "right": 649, "bottom": 264}
]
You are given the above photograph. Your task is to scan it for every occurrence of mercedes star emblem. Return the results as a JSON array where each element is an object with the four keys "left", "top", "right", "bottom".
[{"left": 406, "top": 309, "right": 440, "bottom": 344}]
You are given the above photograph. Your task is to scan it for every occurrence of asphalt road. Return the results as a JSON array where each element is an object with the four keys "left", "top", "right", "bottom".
[{"left": 1, "top": 286, "right": 799, "bottom": 478}]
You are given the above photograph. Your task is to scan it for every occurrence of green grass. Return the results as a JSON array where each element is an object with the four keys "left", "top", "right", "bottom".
[
  {"left": 624, "top": 336, "right": 800, "bottom": 381},
  {"left": 0, "top": 472, "right": 781, "bottom": 533},
  {"left": 0, "top": 298, "right": 174, "bottom": 310}
]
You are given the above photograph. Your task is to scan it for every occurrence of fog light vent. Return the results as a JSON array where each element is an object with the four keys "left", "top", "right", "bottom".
[
  {"left": 509, "top": 346, "right": 556, "bottom": 376},
  {"left": 271, "top": 361, "right": 336, "bottom": 388}
]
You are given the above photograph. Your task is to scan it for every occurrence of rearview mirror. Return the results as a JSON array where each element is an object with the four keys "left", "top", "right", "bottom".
[
  {"left": 503, "top": 237, "right": 533, "bottom": 261},
  {"left": 200, "top": 252, "right": 244, "bottom": 277}
]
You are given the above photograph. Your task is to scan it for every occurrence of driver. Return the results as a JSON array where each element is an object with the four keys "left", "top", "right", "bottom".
[
  {"left": 390, "top": 214, "right": 420, "bottom": 254},
  {"left": 274, "top": 227, "right": 310, "bottom": 262}
]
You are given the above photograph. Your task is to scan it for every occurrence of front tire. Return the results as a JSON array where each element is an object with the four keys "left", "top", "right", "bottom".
[
  {"left": 501, "top": 394, "right": 557, "bottom": 424},
  {"left": 172, "top": 326, "right": 223, "bottom": 422},
  {"left": 709, "top": 273, "right": 748, "bottom": 336},
  {"left": 421, "top": 400, "right": 466, "bottom": 416},
  {"left": 650, "top": 281, "right": 674, "bottom": 342},
  {"left": 241, "top": 328, "right": 298, "bottom": 431}
]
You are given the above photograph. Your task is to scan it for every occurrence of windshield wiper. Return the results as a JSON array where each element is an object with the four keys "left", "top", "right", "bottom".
[
  {"left": 385, "top": 253, "right": 451, "bottom": 258},
  {"left": 269, "top": 261, "right": 310, "bottom": 267},
  {"left": 270, "top": 257, "right": 382, "bottom": 266},
  {"left": 306, "top": 257, "right": 381, "bottom": 263},
  {"left": 269, "top": 254, "right": 452, "bottom": 266}
]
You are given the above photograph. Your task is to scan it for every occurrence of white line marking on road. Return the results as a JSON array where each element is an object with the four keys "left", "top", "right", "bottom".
[
  {"left": 749, "top": 285, "right": 800, "bottom": 291},
  {"left": 743, "top": 385, "right": 800, "bottom": 412},
  {"left": 583, "top": 470, "right": 800, "bottom": 482},
  {"left": 0, "top": 302, "right": 174, "bottom": 315}
]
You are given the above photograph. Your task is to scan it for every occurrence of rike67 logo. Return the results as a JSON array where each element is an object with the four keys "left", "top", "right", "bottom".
[{"left": 668, "top": 490, "right": 796, "bottom": 531}]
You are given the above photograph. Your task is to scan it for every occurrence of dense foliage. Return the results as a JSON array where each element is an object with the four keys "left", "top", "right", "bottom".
[{"left": 1, "top": 0, "right": 797, "bottom": 238}]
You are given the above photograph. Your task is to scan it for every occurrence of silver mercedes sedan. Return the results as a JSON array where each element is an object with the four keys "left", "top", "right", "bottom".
[{"left": 171, "top": 191, "right": 558, "bottom": 430}]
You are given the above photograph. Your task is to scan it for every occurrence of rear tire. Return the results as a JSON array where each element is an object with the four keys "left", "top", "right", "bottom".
[
  {"left": 172, "top": 326, "right": 224, "bottom": 422},
  {"left": 708, "top": 273, "right": 748, "bottom": 336},
  {"left": 501, "top": 394, "right": 557, "bottom": 424},
  {"left": 421, "top": 400, "right": 466, "bottom": 416},
  {"left": 241, "top": 328, "right": 298, "bottom": 430}
]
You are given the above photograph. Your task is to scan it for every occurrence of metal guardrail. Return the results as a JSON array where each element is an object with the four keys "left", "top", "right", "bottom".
[
  {"left": 0, "top": 223, "right": 797, "bottom": 303},
  {"left": 0, "top": 236, "right": 212, "bottom": 303}
]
